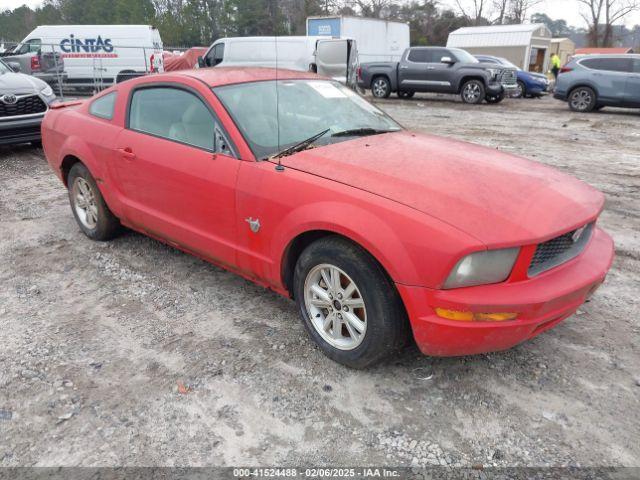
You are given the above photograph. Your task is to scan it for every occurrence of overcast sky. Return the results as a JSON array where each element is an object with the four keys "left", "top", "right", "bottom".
[{"left": 3, "top": 0, "right": 640, "bottom": 27}]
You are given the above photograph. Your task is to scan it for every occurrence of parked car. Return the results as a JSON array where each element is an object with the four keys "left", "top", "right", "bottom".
[
  {"left": 357, "top": 46, "right": 518, "bottom": 104},
  {"left": 42, "top": 68, "right": 613, "bottom": 368},
  {"left": 10, "top": 25, "right": 164, "bottom": 88},
  {"left": 474, "top": 54, "right": 550, "bottom": 98},
  {"left": 0, "top": 58, "right": 57, "bottom": 146},
  {"left": 199, "top": 36, "right": 358, "bottom": 86},
  {"left": 554, "top": 54, "right": 640, "bottom": 112},
  {"left": 1, "top": 39, "right": 66, "bottom": 88}
]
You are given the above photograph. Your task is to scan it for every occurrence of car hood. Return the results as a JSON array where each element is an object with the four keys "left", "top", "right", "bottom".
[
  {"left": 0, "top": 71, "right": 44, "bottom": 95},
  {"left": 279, "top": 131, "right": 604, "bottom": 247}
]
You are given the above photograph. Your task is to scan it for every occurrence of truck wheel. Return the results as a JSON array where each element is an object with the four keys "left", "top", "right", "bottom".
[
  {"left": 397, "top": 91, "right": 414, "bottom": 99},
  {"left": 569, "top": 87, "right": 597, "bottom": 112},
  {"left": 293, "top": 236, "right": 408, "bottom": 369},
  {"left": 461, "top": 80, "right": 485, "bottom": 104},
  {"left": 485, "top": 93, "right": 504, "bottom": 104},
  {"left": 371, "top": 77, "right": 391, "bottom": 99}
]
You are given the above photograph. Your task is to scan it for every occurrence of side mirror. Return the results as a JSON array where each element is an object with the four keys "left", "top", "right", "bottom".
[
  {"left": 7, "top": 62, "right": 21, "bottom": 72},
  {"left": 197, "top": 56, "right": 205, "bottom": 68},
  {"left": 441, "top": 56, "right": 455, "bottom": 65}
]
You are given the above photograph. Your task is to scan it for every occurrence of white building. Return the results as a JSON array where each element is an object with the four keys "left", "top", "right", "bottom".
[{"left": 447, "top": 24, "right": 553, "bottom": 73}]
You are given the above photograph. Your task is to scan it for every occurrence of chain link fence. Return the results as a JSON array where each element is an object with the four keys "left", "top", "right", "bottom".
[{"left": 1, "top": 41, "right": 193, "bottom": 100}]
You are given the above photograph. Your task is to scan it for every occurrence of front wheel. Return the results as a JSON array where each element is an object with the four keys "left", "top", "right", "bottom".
[
  {"left": 569, "top": 86, "right": 597, "bottom": 112},
  {"left": 461, "top": 80, "right": 485, "bottom": 104},
  {"left": 486, "top": 93, "right": 504, "bottom": 104},
  {"left": 293, "top": 236, "right": 408, "bottom": 369},
  {"left": 67, "top": 163, "right": 121, "bottom": 241},
  {"left": 512, "top": 81, "right": 526, "bottom": 98},
  {"left": 371, "top": 76, "right": 391, "bottom": 99}
]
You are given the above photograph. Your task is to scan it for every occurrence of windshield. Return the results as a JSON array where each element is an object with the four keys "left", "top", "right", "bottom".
[
  {"left": 497, "top": 57, "right": 520, "bottom": 70},
  {"left": 213, "top": 80, "right": 402, "bottom": 159},
  {"left": 451, "top": 49, "right": 479, "bottom": 64},
  {"left": 0, "top": 60, "right": 11, "bottom": 74}
]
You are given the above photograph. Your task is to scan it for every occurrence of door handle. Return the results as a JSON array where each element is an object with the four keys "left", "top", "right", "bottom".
[
  {"left": 118, "top": 147, "right": 136, "bottom": 160},
  {"left": 400, "top": 65, "right": 408, "bottom": 69},
  {"left": 427, "top": 66, "right": 436, "bottom": 70}
]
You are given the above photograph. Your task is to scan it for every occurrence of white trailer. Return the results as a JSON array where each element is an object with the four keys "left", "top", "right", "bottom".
[{"left": 306, "top": 16, "right": 409, "bottom": 63}]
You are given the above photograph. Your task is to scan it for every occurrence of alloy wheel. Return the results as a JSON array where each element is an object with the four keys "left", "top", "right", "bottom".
[
  {"left": 571, "top": 90, "right": 592, "bottom": 111},
  {"left": 463, "top": 83, "right": 481, "bottom": 102},
  {"left": 303, "top": 263, "right": 367, "bottom": 351},
  {"left": 372, "top": 79, "right": 388, "bottom": 98},
  {"left": 72, "top": 177, "right": 98, "bottom": 229}
]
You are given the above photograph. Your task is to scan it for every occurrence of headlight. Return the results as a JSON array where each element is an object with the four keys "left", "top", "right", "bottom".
[
  {"left": 487, "top": 68, "right": 500, "bottom": 81},
  {"left": 40, "top": 85, "right": 54, "bottom": 97},
  {"left": 444, "top": 248, "right": 520, "bottom": 289}
]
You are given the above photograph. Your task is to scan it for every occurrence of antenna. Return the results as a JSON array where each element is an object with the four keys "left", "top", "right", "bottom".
[{"left": 275, "top": 35, "right": 284, "bottom": 172}]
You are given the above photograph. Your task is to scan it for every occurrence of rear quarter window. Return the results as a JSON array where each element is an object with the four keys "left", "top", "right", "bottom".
[
  {"left": 580, "top": 57, "right": 633, "bottom": 73},
  {"left": 89, "top": 92, "right": 117, "bottom": 120}
]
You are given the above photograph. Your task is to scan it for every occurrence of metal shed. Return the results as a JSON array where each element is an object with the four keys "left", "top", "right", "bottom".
[{"left": 447, "top": 24, "right": 553, "bottom": 73}]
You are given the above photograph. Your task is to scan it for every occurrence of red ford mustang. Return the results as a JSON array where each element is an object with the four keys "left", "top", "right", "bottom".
[{"left": 42, "top": 68, "right": 614, "bottom": 368}]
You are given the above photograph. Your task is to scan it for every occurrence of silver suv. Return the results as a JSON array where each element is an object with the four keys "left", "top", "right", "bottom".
[
  {"left": 0, "top": 59, "right": 57, "bottom": 146},
  {"left": 554, "top": 54, "right": 640, "bottom": 112}
]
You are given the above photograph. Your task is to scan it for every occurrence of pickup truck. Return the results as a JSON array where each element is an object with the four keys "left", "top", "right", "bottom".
[
  {"left": 1, "top": 41, "right": 65, "bottom": 89},
  {"left": 357, "top": 46, "right": 518, "bottom": 104}
]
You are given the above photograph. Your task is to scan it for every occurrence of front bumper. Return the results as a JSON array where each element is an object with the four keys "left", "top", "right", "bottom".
[
  {"left": 397, "top": 227, "right": 614, "bottom": 357},
  {"left": 488, "top": 81, "right": 517, "bottom": 96},
  {"left": 0, "top": 115, "right": 45, "bottom": 145}
]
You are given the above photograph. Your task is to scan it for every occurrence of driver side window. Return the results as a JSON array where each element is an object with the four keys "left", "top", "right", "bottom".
[
  {"left": 206, "top": 43, "right": 225, "bottom": 67},
  {"left": 128, "top": 86, "right": 233, "bottom": 155}
]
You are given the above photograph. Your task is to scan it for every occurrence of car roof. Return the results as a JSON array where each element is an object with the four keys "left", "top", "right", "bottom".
[{"left": 158, "top": 67, "right": 323, "bottom": 88}]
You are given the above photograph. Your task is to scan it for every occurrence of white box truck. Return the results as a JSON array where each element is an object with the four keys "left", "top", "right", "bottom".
[
  {"left": 10, "top": 25, "right": 164, "bottom": 87},
  {"left": 306, "top": 16, "right": 410, "bottom": 63}
]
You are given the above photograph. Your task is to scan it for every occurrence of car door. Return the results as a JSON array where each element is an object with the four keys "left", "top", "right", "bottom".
[
  {"left": 625, "top": 58, "right": 640, "bottom": 107},
  {"left": 399, "top": 48, "right": 432, "bottom": 92},
  {"left": 113, "top": 83, "right": 240, "bottom": 267},
  {"left": 580, "top": 56, "right": 632, "bottom": 103},
  {"left": 423, "top": 48, "right": 455, "bottom": 93}
]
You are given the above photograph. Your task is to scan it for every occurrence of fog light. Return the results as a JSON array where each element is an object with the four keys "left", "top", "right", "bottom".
[{"left": 435, "top": 308, "right": 517, "bottom": 322}]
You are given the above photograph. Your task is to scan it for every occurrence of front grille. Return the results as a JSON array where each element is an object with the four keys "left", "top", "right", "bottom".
[
  {"left": 0, "top": 95, "right": 47, "bottom": 118},
  {"left": 500, "top": 69, "right": 517, "bottom": 85},
  {"left": 528, "top": 223, "right": 594, "bottom": 277}
]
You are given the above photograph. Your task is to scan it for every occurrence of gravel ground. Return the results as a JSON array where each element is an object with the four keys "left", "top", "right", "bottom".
[{"left": 0, "top": 94, "right": 638, "bottom": 468}]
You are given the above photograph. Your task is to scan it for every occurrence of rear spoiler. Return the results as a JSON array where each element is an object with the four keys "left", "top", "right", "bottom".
[{"left": 50, "top": 100, "right": 84, "bottom": 109}]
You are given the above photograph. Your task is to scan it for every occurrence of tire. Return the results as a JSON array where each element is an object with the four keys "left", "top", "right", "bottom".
[
  {"left": 461, "top": 80, "right": 485, "bottom": 104},
  {"left": 513, "top": 81, "right": 526, "bottom": 99},
  {"left": 30, "top": 140, "right": 42, "bottom": 148},
  {"left": 293, "top": 236, "right": 408, "bottom": 369},
  {"left": 397, "top": 90, "right": 415, "bottom": 99},
  {"left": 569, "top": 86, "right": 597, "bottom": 113},
  {"left": 485, "top": 93, "right": 504, "bottom": 104},
  {"left": 371, "top": 76, "right": 391, "bottom": 99},
  {"left": 67, "top": 163, "right": 120, "bottom": 241}
]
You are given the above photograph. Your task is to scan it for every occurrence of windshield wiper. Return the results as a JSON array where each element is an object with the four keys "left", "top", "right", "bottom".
[
  {"left": 332, "top": 127, "right": 398, "bottom": 138},
  {"left": 270, "top": 129, "right": 331, "bottom": 159}
]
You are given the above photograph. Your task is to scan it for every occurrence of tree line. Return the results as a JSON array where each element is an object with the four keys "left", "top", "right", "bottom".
[{"left": 1, "top": 0, "right": 638, "bottom": 48}]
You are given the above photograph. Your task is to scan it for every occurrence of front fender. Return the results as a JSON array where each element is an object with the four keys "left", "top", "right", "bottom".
[{"left": 271, "top": 201, "right": 420, "bottom": 286}]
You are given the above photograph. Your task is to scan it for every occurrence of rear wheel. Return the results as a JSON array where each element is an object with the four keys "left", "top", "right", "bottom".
[
  {"left": 569, "top": 86, "right": 597, "bottom": 112},
  {"left": 293, "top": 236, "right": 408, "bottom": 369},
  {"left": 67, "top": 163, "right": 120, "bottom": 241},
  {"left": 461, "top": 80, "right": 485, "bottom": 104},
  {"left": 371, "top": 76, "right": 391, "bottom": 99}
]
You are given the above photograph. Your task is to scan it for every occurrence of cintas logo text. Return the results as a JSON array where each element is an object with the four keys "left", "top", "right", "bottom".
[{"left": 60, "top": 34, "right": 114, "bottom": 53}]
